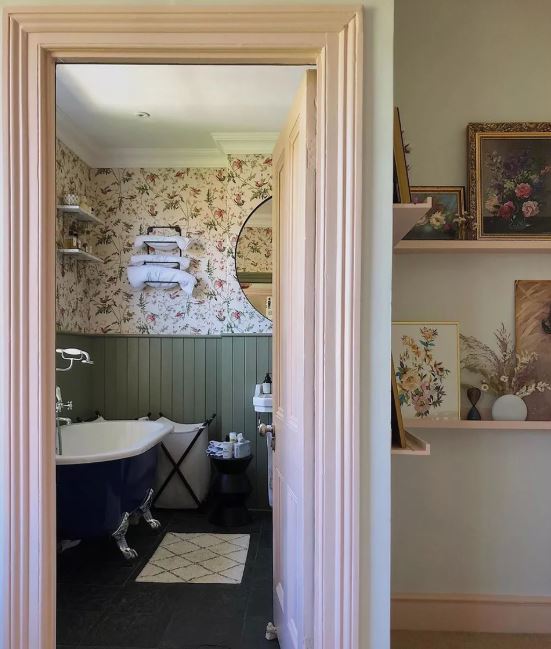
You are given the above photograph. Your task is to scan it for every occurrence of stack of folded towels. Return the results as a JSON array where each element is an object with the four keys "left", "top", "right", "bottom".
[
  {"left": 206, "top": 440, "right": 226, "bottom": 458},
  {"left": 127, "top": 234, "right": 197, "bottom": 294}
]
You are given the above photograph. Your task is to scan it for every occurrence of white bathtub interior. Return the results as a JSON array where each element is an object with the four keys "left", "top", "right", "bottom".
[{"left": 55, "top": 420, "right": 174, "bottom": 465}]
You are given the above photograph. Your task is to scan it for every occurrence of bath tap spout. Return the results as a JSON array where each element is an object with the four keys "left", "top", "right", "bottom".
[{"left": 55, "top": 416, "right": 71, "bottom": 455}]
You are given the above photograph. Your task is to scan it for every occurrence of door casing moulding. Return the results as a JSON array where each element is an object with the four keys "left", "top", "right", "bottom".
[{"left": 2, "top": 6, "right": 366, "bottom": 649}]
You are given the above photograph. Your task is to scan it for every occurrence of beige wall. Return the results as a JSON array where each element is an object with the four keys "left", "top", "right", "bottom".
[
  {"left": 393, "top": 0, "right": 551, "bottom": 597},
  {"left": 395, "top": 0, "right": 551, "bottom": 186}
]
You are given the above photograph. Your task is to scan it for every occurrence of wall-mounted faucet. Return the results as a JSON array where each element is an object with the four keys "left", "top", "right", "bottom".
[
  {"left": 55, "top": 386, "right": 73, "bottom": 414},
  {"left": 54, "top": 348, "right": 92, "bottom": 452},
  {"left": 55, "top": 386, "right": 72, "bottom": 455}
]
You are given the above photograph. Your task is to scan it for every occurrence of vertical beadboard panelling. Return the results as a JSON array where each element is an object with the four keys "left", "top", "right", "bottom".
[
  {"left": 127, "top": 337, "right": 139, "bottom": 418},
  {"left": 255, "top": 336, "right": 272, "bottom": 508},
  {"left": 245, "top": 336, "right": 263, "bottom": 507},
  {"left": 55, "top": 333, "right": 272, "bottom": 508},
  {"left": 206, "top": 337, "right": 219, "bottom": 437},
  {"left": 138, "top": 337, "right": 150, "bottom": 416},
  {"left": 160, "top": 338, "right": 173, "bottom": 417},
  {"left": 90, "top": 336, "right": 106, "bottom": 415},
  {"left": 194, "top": 338, "right": 206, "bottom": 423},
  {"left": 149, "top": 338, "right": 162, "bottom": 417},
  {"left": 183, "top": 338, "right": 196, "bottom": 421},
  {"left": 172, "top": 338, "right": 184, "bottom": 423},
  {"left": 104, "top": 337, "right": 118, "bottom": 418},
  {"left": 220, "top": 336, "right": 234, "bottom": 437},
  {"left": 115, "top": 337, "right": 129, "bottom": 419},
  {"left": 232, "top": 337, "right": 246, "bottom": 433}
]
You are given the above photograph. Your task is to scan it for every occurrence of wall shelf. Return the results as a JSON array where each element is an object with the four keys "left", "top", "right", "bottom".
[
  {"left": 392, "top": 432, "right": 431, "bottom": 456},
  {"left": 57, "top": 204, "right": 103, "bottom": 225},
  {"left": 58, "top": 248, "right": 103, "bottom": 263},
  {"left": 393, "top": 199, "right": 432, "bottom": 246},
  {"left": 404, "top": 419, "right": 551, "bottom": 433},
  {"left": 394, "top": 240, "right": 551, "bottom": 254}
]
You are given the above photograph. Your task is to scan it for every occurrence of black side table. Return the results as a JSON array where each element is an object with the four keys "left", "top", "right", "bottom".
[{"left": 208, "top": 455, "right": 253, "bottom": 527}]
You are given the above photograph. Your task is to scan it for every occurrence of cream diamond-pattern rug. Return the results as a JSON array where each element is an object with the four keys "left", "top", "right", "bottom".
[{"left": 136, "top": 532, "right": 250, "bottom": 584}]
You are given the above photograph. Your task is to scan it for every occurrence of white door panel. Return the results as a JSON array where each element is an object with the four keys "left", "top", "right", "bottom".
[{"left": 272, "top": 69, "right": 316, "bottom": 649}]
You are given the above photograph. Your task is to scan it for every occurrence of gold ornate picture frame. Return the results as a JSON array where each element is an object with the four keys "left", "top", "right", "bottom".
[{"left": 468, "top": 122, "right": 551, "bottom": 239}]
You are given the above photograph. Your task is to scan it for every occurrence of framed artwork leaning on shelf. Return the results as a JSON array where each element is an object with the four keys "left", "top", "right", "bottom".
[
  {"left": 515, "top": 279, "right": 551, "bottom": 420},
  {"left": 468, "top": 122, "right": 551, "bottom": 239},
  {"left": 391, "top": 358, "right": 407, "bottom": 449},
  {"left": 393, "top": 107, "right": 411, "bottom": 203},
  {"left": 404, "top": 186, "right": 465, "bottom": 240},
  {"left": 392, "top": 321, "right": 460, "bottom": 420}
]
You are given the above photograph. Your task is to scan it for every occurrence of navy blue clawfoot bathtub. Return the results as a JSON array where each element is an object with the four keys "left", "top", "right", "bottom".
[{"left": 56, "top": 420, "right": 173, "bottom": 559}]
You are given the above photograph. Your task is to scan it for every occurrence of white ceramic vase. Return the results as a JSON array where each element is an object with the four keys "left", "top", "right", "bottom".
[{"left": 491, "top": 394, "right": 527, "bottom": 421}]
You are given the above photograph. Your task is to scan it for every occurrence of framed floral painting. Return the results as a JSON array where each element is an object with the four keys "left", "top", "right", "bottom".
[
  {"left": 392, "top": 322, "right": 460, "bottom": 420},
  {"left": 404, "top": 186, "right": 465, "bottom": 240},
  {"left": 468, "top": 122, "right": 551, "bottom": 239}
]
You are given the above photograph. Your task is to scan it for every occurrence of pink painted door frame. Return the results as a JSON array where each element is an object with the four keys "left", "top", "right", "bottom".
[{"left": 1, "top": 6, "right": 391, "bottom": 649}]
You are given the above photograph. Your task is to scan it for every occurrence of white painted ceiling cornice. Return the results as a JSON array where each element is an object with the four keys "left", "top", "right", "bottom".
[
  {"left": 211, "top": 132, "right": 278, "bottom": 155},
  {"left": 56, "top": 107, "right": 103, "bottom": 168},
  {"left": 57, "top": 119, "right": 276, "bottom": 168}
]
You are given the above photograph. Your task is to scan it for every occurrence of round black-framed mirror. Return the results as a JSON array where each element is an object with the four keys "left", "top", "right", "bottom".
[{"left": 235, "top": 196, "right": 273, "bottom": 321}]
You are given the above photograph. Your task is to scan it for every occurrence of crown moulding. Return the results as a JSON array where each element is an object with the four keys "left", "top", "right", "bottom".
[
  {"left": 56, "top": 111, "right": 276, "bottom": 169},
  {"left": 211, "top": 132, "right": 279, "bottom": 155}
]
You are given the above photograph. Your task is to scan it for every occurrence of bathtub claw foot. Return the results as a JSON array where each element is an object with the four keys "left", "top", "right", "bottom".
[
  {"left": 112, "top": 512, "right": 138, "bottom": 561},
  {"left": 139, "top": 488, "right": 161, "bottom": 530}
]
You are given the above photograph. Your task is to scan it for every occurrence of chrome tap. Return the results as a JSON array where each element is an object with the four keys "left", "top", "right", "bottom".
[
  {"left": 55, "top": 387, "right": 72, "bottom": 455},
  {"left": 55, "top": 386, "right": 72, "bottom": 414}
]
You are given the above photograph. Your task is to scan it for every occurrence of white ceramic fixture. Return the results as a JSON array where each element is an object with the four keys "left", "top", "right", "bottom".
[
  {"left": 253, "top": 383, "right": 273, "bottom": 413},
  {"left": 55, "top": 420, "right": 174, "bottom": 465}
]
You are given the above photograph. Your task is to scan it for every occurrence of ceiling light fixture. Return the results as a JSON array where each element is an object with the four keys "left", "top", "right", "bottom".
[{"left": 135, "top": 111, "right": 151, "bottom": 119}]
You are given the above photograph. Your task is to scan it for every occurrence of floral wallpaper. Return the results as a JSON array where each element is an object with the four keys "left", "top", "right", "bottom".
[
  {"left": 56, "top": 140, "right": 273, "bottom": 335},
  {"left": 56, "top": 140, "right": 95, "bottom": 332},
  {"left": 236, "top": 226, "right": 273, "bottom": 273}
]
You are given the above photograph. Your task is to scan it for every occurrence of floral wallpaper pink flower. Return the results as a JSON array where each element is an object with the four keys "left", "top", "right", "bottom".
[{"left": 56, "top": 139, "right": 273, "bottom": 335}]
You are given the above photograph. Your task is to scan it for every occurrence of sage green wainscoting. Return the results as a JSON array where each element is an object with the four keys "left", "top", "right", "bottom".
[{"left": 56, "top": 333, "right": 273, "bottom": 509}]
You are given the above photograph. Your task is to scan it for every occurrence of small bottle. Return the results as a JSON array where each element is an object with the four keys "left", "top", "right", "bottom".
[{"left": 262, "top": 372, "right": 272, "bottom": 395}]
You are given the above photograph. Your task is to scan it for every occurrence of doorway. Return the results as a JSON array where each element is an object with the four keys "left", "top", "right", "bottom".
[
  {"left": 54, "top": 61, "right": 309, "bottom": 649},
  {"left": 2, "top": 7, "right": 376, "bottom": 649}
]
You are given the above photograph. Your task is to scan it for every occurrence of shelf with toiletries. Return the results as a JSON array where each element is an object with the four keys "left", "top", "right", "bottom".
[
  {"left": 57, "top": 248, "right": 103, "bottom": 263},
  {"left": 57, "top": 198, "right": 101, "bottom": 260},
  {"left": 57, "top": 204, "right": 103, "bottom": 225}
]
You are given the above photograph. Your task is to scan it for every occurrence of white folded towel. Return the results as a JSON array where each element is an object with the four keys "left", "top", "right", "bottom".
[
  {"left": 134, "top": 234, "right": 191, "bottom": 252},
  {"left": 127, "top": 265, "right": 197, "bottom": 295},
  {"left": 129, "top": 254, "right": 191, "bottom": 271}
]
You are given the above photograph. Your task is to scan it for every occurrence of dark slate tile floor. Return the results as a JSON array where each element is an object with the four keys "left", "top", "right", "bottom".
[{"left": 57, "top": 509, "right": 279, "bottom": 649}]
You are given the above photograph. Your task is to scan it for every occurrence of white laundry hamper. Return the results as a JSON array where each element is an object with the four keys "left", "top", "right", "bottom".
[{"left": 153, "top": 415, "right": 214, "bottom": 509}]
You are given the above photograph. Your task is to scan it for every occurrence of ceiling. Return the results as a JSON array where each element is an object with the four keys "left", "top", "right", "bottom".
[{"left": 56, "top": 64, "right": 309, "bottom": 168}]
